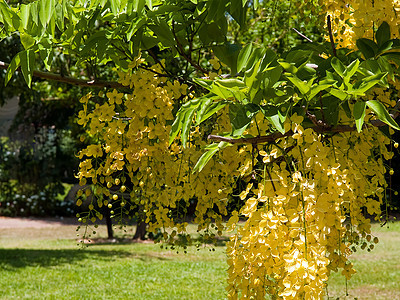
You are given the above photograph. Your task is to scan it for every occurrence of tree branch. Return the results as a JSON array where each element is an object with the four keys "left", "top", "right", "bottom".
[
  {"left": 327, "top": 15, "right": 337, "bottom": 57},
  {"left": 208, "top": 131, "right": 294, "bottom": 144},
  {"left": 172, "top": 21, "right": 208, "bottom": 74},
  {"left": 208, "top": 116, "right": 399, "bottom": 145},
  {"left": 207, "top": 125, "right": 353, "bottom": 144},
  {"left": 0, "top": 61, "right": 125, "bottom": 89},
  {"left": 146, "top": 48, "right": 174, "bottom": 77},
  {"left": 292, "top": 28, "right": 313, "bottom": 43}
]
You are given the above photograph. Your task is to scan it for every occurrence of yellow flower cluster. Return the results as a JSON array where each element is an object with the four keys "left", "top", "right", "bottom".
[
  {"left": 319, "top": 0, "right": 400, "bottom": 48},
  {"left": 226, "top": 115, "right": 390, "bottom": 299},
  {"left": 75, "top": 55, "right": 246, "bottom": 242}
]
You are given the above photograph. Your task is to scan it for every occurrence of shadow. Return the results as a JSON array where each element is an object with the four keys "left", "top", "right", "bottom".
[
  {"left": 0, "top": 247, "right": 170, "bottom": 270},
  {"left": 81, "top": 237, "right": 155, "bottom": 246},
  {"left": 30, "top": 217, "right": 82, "bottom": 226},
  {"left": 189, "top": 236, "right": 230, "bottom": 247},
  {"left": 83, "top": 232, "right": 230, "bottom": 247}
]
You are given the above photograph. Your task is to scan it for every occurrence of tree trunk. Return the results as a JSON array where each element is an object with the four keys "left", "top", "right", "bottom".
[
  {"left": 133, "top": 218, "right": 147, "bottom": 240},
  {"left": 104, "top": 208, "right": 114, "bottom": 239}
]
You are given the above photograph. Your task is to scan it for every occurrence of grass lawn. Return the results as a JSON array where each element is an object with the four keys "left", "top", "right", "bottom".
[
  {"left": 0, "top": 220, "right": 400, "bottom": 299},
  {"left": 326, "top": 221, "right": 400, "bottom": 300},
  {"left": 0, "top": 222, "right": 227, "bottom": 300}
]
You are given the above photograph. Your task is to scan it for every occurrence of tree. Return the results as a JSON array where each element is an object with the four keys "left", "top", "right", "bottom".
[
  {"left": 2, "top": 0, "right": 400, "bottom": 298},
  {"left": 0, "top": 34, "right": 82, "bottom": 217}
]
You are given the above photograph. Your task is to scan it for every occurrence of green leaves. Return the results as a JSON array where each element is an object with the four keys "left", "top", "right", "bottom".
[
  {"left": 331, "top": 57, "right": 360, "bottom": 83},
  {"left": 39, "top": 0, "right": 55, "bottom": 27},
  {"left": 20, "top": 33, "right": 35, "bottom": 50},
  {"left": 285, "top": 74, "right": 310, "bottom": 95},
  {"left": 4, "top": 49, "right": 35, "bottom": 87},
  {"left": 169, "top": 95, "right": 226, "bottom": 147},
  {"left": 366, "top": 100, "right": 400, "bottom": 130},
  {"left": 331, "top": 57, "right": 346, "bottom": 77},
  {"left": 126, "top": 17, "right": 147, "bottom": 40},
  {"left": 109, "top": 0, "right": 124, "bottom": 15},
  {"left": 353, "top": 72, "right": 388, "bottom": 95},
  {"left": 308, "top": 80, "right": 335, "bottom": 100},
  {"left": 20, "top": 4, "right": 30, "bottom": 28},
  {"left": 353, "top": 101, "right": 366, "bottom": 133},
  {"left": 327, "top": 56, "right": 387, "bottom": 101},
  {"left": 355, "top": 22, "right": 399, "bottom": 59},
  {"left": 237, "top": 43, "right": 253, "bottom": 73},
  {"left": 169, "top": 99, "right": 199, "bottom": 147},
  {"left": 148, "top": 19, "right": 176, "bottom": 47},
  {"left": 212, "top": 43, "right": 241, "bottom": 74},
  {"left": 357, "top": 38, "right": 379, "bottom": 59},
  {"left": 350, "top": 89, "right": 400, "bottom": 133},
  {"left": 193, "top": 142, "right": 229, "bottom": 173},
  {"left": 376, "top": 21, "right": 391, "bottom": 48},
  {"left": 260, "top": 105, "right": 285, "bottom": 133},
  {"left": 0, "top": 1, "right": 12, "bottom": 28},
  {"left": 194, "top": 77, "right": 247, "bottom": 101},
  {"left": 20, "top": 50, "right": 35, "bottom": 88},
  {"left": 5, "top": 52, "right": 21, "bottom": 86},
  {"left": 343, "top": 59, "right": 360, "bottom": 79},
  {"left": 1, "top": 0, "right": 255, "bottom": 88},
  {"left": 230, "top": 103, "right": 259, "bottom": 136},
  {"left": 196, "top": 99, "right": 228, "bottom": 124}
]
